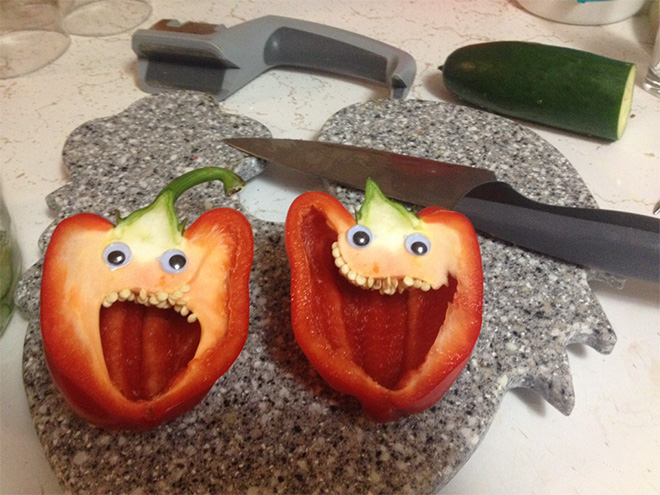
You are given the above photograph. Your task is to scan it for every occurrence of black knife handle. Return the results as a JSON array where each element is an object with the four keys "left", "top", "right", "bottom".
[{"left": 456, "top": 182, "right": 660, "bottom": 283}]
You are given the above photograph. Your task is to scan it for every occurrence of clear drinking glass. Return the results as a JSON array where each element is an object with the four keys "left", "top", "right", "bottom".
[
  {"left": 644, "top": 25, "right": 660, "bottom": 97},
  {"left": 0, "top": 184, "right": 21, "bottom": 336},
  {"left": 60, "top": 0, "right": 152, "bottom": 37},
  {"left": 0, "top": 0, "right": 71, "bottom": 79}
]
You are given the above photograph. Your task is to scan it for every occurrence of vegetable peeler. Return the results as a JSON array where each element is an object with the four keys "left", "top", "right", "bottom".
[{"left": 132, "top": 16, "right": 417, "bottom": 101}]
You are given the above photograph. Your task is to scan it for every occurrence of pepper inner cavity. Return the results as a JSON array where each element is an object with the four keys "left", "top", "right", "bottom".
[
  {"left": 341, "top": 274, "right": 458, "bottom": 389},
  {"left": 99, "top": 285, "right": 201, "bottom": 401}
]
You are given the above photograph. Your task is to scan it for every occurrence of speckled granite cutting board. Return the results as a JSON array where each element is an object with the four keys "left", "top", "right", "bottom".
[{"left": 15, "top": 93, "right": 616, "bottom": 494}]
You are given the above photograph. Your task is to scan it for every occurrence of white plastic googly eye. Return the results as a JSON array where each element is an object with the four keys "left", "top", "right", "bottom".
[
  {"left": 405, "top": 233, "right": 431, "bottom": 256},
  {"left": 347, "top": 225, "right": 373, "bottom": 249},
  {"left": 103, "top": 243, "right": 132, "bottom": 271},
  {"left": 160, "top": 249, "right": 188, "bottom": 274}
]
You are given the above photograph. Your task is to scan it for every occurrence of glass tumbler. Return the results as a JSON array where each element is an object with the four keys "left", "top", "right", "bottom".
[
  {"left": 0, "top": 0, "right": 71, "bottom": 79},
  {"left": 0, "top": 184, "right": 21, "bottom": 336},
  {"left": 60, "top": 0, "right": 152, "bottom": 36},
  {"left": 644, "top": 24, "right": 660, "bottom": 97}
]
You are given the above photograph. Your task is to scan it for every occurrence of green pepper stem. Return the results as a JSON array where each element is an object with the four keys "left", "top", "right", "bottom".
[
  {"left": 357, "top": 178, "right": 419, "bottom": 229},
  {"left": 118, "top": 167, "right": 245, "bottom": 236},
  {"left": 157, "top": 167, "right": 245, "bottom": 205}
]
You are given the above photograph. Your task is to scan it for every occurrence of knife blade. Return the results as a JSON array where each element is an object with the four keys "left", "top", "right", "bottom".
[{"left": 224, "top": 137, "right": 660, "bottom": 283}]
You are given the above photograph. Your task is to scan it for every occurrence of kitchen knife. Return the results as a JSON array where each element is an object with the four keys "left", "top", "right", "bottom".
[{"left": 224, "top": 137, "right": 660, "bottom": 283}]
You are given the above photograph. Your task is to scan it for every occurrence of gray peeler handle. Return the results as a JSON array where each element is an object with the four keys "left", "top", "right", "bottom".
[
  {"left": 133, "top": 16, "right": 416, "bottom": 101},
  {"left": 260, "top": 17, "right": 416, "bottom": 98}
]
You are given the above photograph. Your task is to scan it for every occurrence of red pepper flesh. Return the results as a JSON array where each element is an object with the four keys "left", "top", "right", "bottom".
[
  {"left": 40, "top": 168, "right": 253, "bottom": 429},
  {"left": 285, "top": 184, "right": 483, "bottom": 422}
]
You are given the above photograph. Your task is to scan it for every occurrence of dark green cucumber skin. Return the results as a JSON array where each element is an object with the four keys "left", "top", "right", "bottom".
[{"left": 441, "top": 41, "right": 634, "bottom": 140}]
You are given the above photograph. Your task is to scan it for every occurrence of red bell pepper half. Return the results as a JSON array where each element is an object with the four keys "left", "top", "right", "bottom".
[
  {"left": 285, "top": 179, "right": 483, "bottom": 422},
  {"left": 41, "top": 168, "right": 253, "bottom": 430}
]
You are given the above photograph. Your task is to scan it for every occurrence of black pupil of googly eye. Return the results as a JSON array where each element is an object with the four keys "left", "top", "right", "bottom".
[
  {"left": 410, "top": 241, "right": 428, "bottom": 255},
  {"left": 168, "top": 253, "right": 187, "bottom": 271},
  {"left": 107, "top": 250, "right": 126, "bottom": 265},
  {"left": 352, "top": 230, "right": 370, "bottom": 246}
]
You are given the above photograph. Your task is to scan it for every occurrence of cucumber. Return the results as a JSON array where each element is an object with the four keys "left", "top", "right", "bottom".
[{"left": 439, "top": 41, "right": 636, "bottom": 140}]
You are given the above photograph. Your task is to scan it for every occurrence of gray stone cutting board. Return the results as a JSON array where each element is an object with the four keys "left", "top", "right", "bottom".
[{"left": 15, "top": 93, "right": 616, "bottom": 494}]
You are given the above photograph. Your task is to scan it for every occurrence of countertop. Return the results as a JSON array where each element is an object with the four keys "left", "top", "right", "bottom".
[{"left": 1, "top": 1, "right": 659, "bottom": 494}]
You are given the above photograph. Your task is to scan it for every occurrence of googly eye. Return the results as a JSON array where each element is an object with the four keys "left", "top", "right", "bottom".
[
  {"left": 160, "top": 249, "right": 188, "bottom": 274},
  {"left": 103, "top": 243, "right": 132, "bottom": 271},
  {"left": 347, "top": 225, "right": 373, "bottom": 249},
  {"left": 405, "top": 233, "right": 431, "bottom": 256}
]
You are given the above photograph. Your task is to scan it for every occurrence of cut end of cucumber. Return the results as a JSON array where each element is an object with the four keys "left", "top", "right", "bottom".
[{"left": 617, "top": 64, "right": 636, "bottom": 140}]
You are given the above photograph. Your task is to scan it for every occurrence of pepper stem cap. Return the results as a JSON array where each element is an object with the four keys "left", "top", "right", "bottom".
[{"left": 116, "top": 167, "right": 245, "bottom": 240}]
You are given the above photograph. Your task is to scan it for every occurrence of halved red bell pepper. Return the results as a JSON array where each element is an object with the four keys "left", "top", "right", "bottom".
[
  {"left": 40, "top": 168, "right": 253, "bottom": 430},
  {"left": 285, "top": 180, "right": 483, "bottom": 422}
]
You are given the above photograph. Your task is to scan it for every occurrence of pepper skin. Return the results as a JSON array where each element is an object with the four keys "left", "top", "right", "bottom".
[
  {"left": 40, "top": 168, "right": 253, "bottom": 430},
  {"left": 285, "top": 180, "right": 483, "bottom": 422}
]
